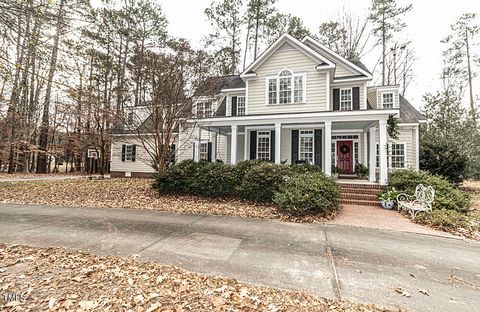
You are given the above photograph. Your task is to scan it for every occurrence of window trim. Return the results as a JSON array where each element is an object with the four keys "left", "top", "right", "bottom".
[
  {"left": 256, "top": 131, "right": 271, "bottom": 161},
  {"left": 299, "top": 130, "right": 314, "bottom": 164},
  {"left": 339, "top": 88, "right": 353, "bottom": 111},
  {"left": 200, "top": 142, "right": 209, "bottom": 161},
  {"left": 381, "top": 92, "right": 395, "bottom": 109},
  {"left": 196, "top": 101, "right": 214, "bottom": 118},
  {"left": 265, "top": 69, "right": 306, "bottom": 105}
]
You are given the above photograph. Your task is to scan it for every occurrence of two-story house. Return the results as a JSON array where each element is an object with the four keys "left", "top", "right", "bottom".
[{"left": 111, "top": 34, "right": 425, "bottom": 185}]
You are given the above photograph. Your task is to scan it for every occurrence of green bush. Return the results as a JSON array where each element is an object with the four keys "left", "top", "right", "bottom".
[
  {"left": 233, "top": 160, "right": 265, "bottom": 183},
  {"left": 420, "top": 140, "right": 468, "bottom": 184},
  {"left": 290, "top": 163, "right": 323, "bottom": 174},
  {"left": 239, "top": 163, "right": 291, "bottom": 203},
  {"left": 389, "top": 170, "right": 471, "bottom": 213},
  {"left": 154, "top": 160, "right": 206, "bottom": 194},
  {"left": 415, "top": 209, "right": 469, "bottom": 230},
  {"left": 190, "top": 162, "right": 237, "bottom": 197},
  {"left": 273, "top": 172, "right": 341, "bottom": 216}
]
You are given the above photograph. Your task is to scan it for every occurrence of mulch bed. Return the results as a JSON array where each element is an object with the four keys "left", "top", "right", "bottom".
[
  {"left": 0, "top": 243, "right": 394, "bottom": 311},
  {"left": 0, "top": 179, "right": 334, "bottom": 223}
]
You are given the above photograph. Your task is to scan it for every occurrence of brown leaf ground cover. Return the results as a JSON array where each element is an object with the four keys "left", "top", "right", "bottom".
[
  {"left": 0, "top": 243, "right": 395, "bottom": 312},
  {"left": 0, "top": 179, "right": 333, "bottom": 223}
]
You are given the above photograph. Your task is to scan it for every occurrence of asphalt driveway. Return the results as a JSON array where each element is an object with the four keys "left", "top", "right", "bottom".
[{"left": 0, "top": 203, "right": 478, "bottom": 311}]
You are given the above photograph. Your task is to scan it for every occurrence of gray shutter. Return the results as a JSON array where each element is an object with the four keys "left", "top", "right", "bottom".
[
  {"left": 231, "top": 96, "right": 237, "bottom": 116},
  {"left": 353, "top": 87, "right": 360, "bottom": 110},
  {"left": 270, "top": 130, "right": 275, "bottom": 163},
  {"left": 207, "top": 142, "right": 212, "bottom": 162},
  {"left": 333, "top": 88, "right": 340, "bottom": 111},
  {"left": 131, "top": 145, "right": 136, "bottom": 162},
  {"left": 169, "top": 144, "right": 176, "bottom": 165},
  {"left": 250, "top": 131, "right": 257, "bottom": 160},
  {"left": 314, "top": 129, "right": 322, "bottom": 166},
  {"left": 121, "top": 145, "right": 126, "bottom": 161},
  {"left": 192, "top": 143, "right": 195, "bottom": 159},
  {"left": 291, "top": 130, "right": 299, "bottom": 163}
]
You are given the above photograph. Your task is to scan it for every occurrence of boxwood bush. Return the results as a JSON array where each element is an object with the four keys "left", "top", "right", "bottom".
[
  {"left": 238, "top": 162, "right": 292, "bottom": 203},
  {"left": 273, "top": 172, "right": 341, "bottom": 216},
  {"left": 154, "top": 160, "right": 205, "bottom": 194},
  {"left": 389, "top": 170, "right": 471, "bottom": 213},
  {"left": 233, "top": 160, "right": 265, "bottom": 183}
]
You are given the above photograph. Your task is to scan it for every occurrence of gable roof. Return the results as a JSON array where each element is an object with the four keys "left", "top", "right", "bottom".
[
  {"left": 301, "top": 36, "right": 373, "bottom": 79},
  {"left": 240, "top": 33, "right": 335, "bottom": 77},
  {"left": 196, "top": 75, "right": 245, "bottom": 95}
]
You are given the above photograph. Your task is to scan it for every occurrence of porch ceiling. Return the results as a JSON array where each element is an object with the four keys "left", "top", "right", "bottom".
[{"left": 332, "top": 121, "right": 375, "bottom": 131}]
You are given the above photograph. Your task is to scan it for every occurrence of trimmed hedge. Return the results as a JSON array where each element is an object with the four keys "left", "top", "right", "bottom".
[
  {"left": 239, "top": 162, "right": 292, "bottom": 203},
  {"left": 389, "top": 170, "right": 471, "bottom": 213},
  {"left": 154, "top": 160, "right": 341, "bottom": 216},
  {"left": 273, "top": 172, "right": 341, "bottom": 216}
]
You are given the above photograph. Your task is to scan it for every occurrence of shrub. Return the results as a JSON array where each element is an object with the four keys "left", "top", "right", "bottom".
[
  {"left": 239, "top": 163, "right": 291, "bottom": 203},
  {"left": 190, "top": 162, "right": 237, "bottom": 197},
  {"left": 420, "top": 140, "right": 468, "bottom": 184},
  {"left": 355, "top": 163, "right": 369, "bottom": 179},
  {"left": 233, "top": 160, "right": 265, "bottom": 183},
  {"left": 389, "top": 169, "right": 471, "bottom": 213},
  {"left": 154, "top": 160, "right": 206, "bottom": 194},
  {"left": 290, "top": 163, "right": 323, "bottom": 174},
  {"left": 273, "top": 172, "right": 341, "bottom": 216},
  {"left": 415, "top": 209, "right": 469, "bottom": 231}
]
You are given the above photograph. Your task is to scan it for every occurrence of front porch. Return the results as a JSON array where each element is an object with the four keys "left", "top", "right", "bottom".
[{"left": 193, "top": 115, "right": 390, "bottom": 185}]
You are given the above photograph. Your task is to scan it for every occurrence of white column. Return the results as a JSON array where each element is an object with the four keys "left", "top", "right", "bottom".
[
  {"left": 324, "top": 121, "right": 332, "bottom": 176},
  {"left": 363, "top": 132, "right": 368, "bottom": 165},
  {"left": 244, "top": 129, "right": 249, "bottom": 161},
  {"left": 275, "top": 123, "right": 281, "bottom": 164},
  {"left": 415, "top": 125, "right": 420, "bottom": 171},
  {"left": 379, "top": 119, "right": 388, "bottom": 185},
  {"left": 369, "top": 127, "right": 376, "bottom": 182},
  {"left": 194, "top": 126, "right": 201, "bottom": 162},
  {"left": 230, "top": 125, "right": 238, "bottom": 164},
  {"left": 211, "top": 131, "right": 217, "bottom": 161}
]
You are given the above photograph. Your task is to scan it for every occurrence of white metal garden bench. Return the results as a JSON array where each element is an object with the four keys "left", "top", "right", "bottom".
[{"left": 397, "top": 184, "right": 435, "bottom": 220}]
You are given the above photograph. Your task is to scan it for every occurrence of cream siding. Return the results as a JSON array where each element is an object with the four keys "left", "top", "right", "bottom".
[
  {"left": 247, "top": 45, "right": 328, "bottom": 114},
  {"left": 176, "top": 127, "right": 228, "bottom": 162},
  {"left": 377, "top": 89, "right": 400, "bottom": 109},
  {"left": 111, "top": 136, "right": 156, "bottom": 174},
  {"left": 226, "top": 91, "right": 246, "bottom": 116},
  {"left": 334, "top": 63, "right": 356, "bottom": 78},
  {"left": 375, "top": 125, "right": 417, "bottom": 169}
]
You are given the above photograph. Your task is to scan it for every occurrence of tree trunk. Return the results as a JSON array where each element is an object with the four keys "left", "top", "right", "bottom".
[
  {"left": 464, "top": 29, "right": 475, "bottom": 116},
  {"left": 37, "top": 0, "right": 65, "bottom": 173}
]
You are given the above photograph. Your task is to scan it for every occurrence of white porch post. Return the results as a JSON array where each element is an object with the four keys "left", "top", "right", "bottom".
[
  {"left": 275, "top": 123, "right": 281, "bottom": 164},
  {"left": 369, "top": 126, "right": 376, "bottom": 182},
  {"left": 194, "top": 126, "right": 201, "bottom": 162},
  {"left": 230, "top": 125, "right": 238, "bottom": 164},
  {"left": 324, "top": 121, "right": 332, "bottom": 176},
  {"left": 244, "top": 129, "right": 249, "bottom": 161},
  {"left": 211, "top": 131, "right": 217, "bottom": 161},
  {"left": 379, "top": 119, "right": 388, "bottom": 185},
  {"left": 363, "top": 132, "right": 368, "bottom": 165}
]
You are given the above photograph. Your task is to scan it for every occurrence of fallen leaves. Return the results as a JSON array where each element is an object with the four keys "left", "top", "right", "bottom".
[
  {"left": 0, "top": 243, "right": 393, "bottom": 311},
  {"left": 394, "top": 288, "right": 411, "bottom": 298},
  {"left": 0, "top": 179, "right": 335, "bottom": 224}
]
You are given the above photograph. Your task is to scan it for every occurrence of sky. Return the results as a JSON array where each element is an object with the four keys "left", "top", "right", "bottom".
[{"left": 158, "top": 0, "right": 480, "bottom": 110}]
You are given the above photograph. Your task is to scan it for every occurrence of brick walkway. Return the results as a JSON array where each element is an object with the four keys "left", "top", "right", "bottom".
[{"left": 328, "top": 204, "right": 457, "bottom": 238}]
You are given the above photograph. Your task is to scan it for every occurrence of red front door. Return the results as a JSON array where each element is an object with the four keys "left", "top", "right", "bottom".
[{"left": 337, "top": 141, "right": 353, "bottom": 174}]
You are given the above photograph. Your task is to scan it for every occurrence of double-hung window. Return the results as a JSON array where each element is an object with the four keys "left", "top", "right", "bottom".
[
  {"left": 257, "top": 131, "right": 271, "bottom": 161},
  {"left": 125, "top": 144, "right": 134, "bottom": 161},
  {"left": 382, "top": 92, "right": 394, "bottom": 109},
  {"left": 196, "top": 101, "right": 213, "bottom": 118},
  {"left": 340, "top": 88, "right": 352, "bottom": 111},
  {"left": 299, "top": 130, "right": 314, "bottom": 164},
  {"left": 237, "top": 96, "right": 246, "bottom": 116},
  {"left": 200, "top": 142, "right": 208, "bottom": 161},
  {"left": 127, "top": 112, "right": 134, "bottom": 126},
  {"left": 267, "top": 70, "right": 304, "bottom": 104},
  {"left": 376, "top": 143, "right": 405, "bottom": 168}
]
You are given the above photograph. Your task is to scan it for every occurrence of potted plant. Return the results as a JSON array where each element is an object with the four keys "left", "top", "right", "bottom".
[
  {"left": 354, "top": 163, "right": 369, "bottom": 180},
  {"left": 331, "top": 166, "right": 343, "bottom": 179},
  {"left": 377, "top": 187, "right": 398, "bottom": 209}
]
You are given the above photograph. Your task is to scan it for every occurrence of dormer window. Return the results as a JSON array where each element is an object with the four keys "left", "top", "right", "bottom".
[
  {"left": 196, "top": 101, "right": 213, "bottom": 118},
  {"left": 382, "top": 92, "right": 394, "bottom": 109},
  {"left": 267, "top": 69, "right": 305, "bottom": 105}
]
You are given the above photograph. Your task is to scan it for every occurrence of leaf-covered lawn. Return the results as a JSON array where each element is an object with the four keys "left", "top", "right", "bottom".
[
  {"left": 0, "top": 179, "right": 333, "bottom": 223},
  {"left": 0, "top": 243, "right": 394, "bottom": 312}
]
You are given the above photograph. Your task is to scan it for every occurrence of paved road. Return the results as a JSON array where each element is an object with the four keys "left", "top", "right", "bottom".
[{"left": 0, "top": 203, "right": 478, "bottom": 311}]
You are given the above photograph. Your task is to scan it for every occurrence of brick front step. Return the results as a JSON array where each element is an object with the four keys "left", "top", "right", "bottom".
[
  {"left": 341, "top": 199, "right": 380, "bottom": 207},
  {"left": 341, "top": 193, "right": 378, "bottom": 201},
  {"left": 339, "top": 183, "right": 385, "bottom": 190},
  {"left": 340, "top": 188, "right": 382, "bottom": 195}
]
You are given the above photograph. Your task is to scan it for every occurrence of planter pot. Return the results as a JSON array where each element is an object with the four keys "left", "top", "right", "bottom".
[{"left": 380, "top": 200, "right": 395, "bottom": 209}]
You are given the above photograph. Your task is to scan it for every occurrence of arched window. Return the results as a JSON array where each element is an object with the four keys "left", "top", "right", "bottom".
[{"left": 267, "top": 69, "right": 304, "bottom": 105}]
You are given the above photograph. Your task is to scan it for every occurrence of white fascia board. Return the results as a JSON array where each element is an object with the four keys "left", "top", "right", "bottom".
[
  {"left": 189, "top": 109, "right": 399, "bottom": 125},
  {"left": 332, "top": 76, "right": 373, "bottom": 83},
  {"left": 221, "top": 88, "right": 246, "bottom": 93},
  {"left": 241, "top": 34, "right": 335, "bottom": 76},
  {"left": 302, "top": 36, "right": 373, "bottom": 79},
  {"left": 240, "top": 72, "right": 257, "bottom": 79}
]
